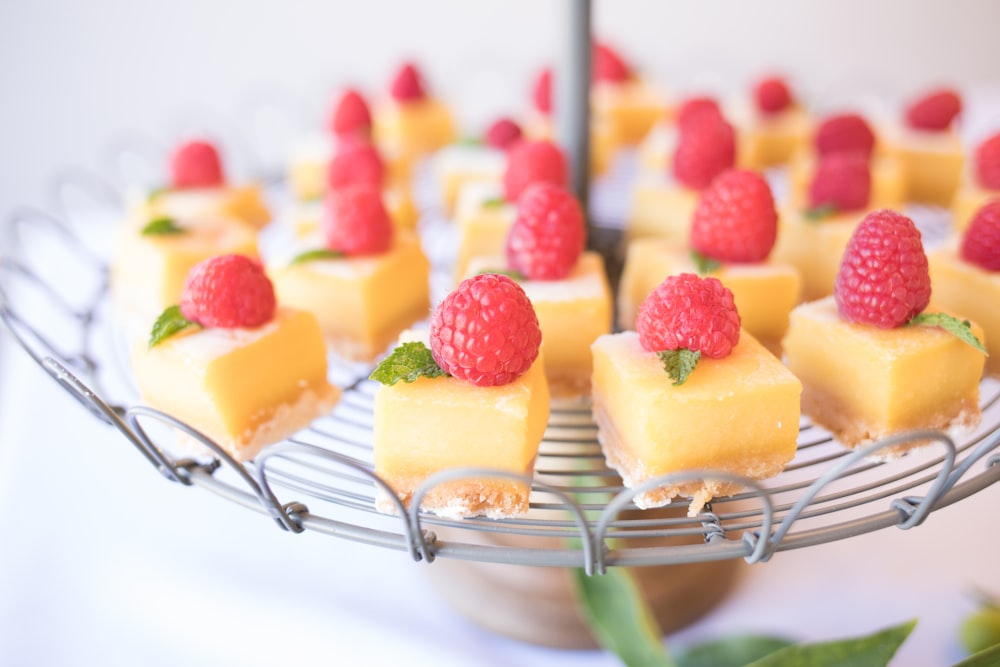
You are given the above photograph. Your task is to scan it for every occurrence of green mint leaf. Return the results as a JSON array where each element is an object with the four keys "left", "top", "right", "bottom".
[
  {"left": 676, "top": 635, "right": 794, "bottom": 667},
  {"left": 909, "top": 312, "right": 988, "bottom": 355},
  {"left": 690, "top": 250, "right": 722, "bottom": 276},
  {"left": 148, "top": 305, "right": 201, "bottom": 349},
  {"left": 369, "top": 341, "right": 448, "bottom": 385},
  {"left": 657, "top": 349, "right": 701, "bottom": 386},
  {"left": 571, "top": 568, "right": 676, "bottom": 667},
  {"left": 482, "top": 197, "right": 507, "bottom": 208},
  {"left": 140, "top": 217, "right": 185, "bottom": 236},
  {"left": 289, "top": 248, "right": 344, "bottom": 266},
  {"left": 146, "top": 186, "right": 169, "bottom": 203},
  {"left": 954, "top": 640, "right": 1000, "bottom": 666},
  {"left": 803, "top": 203, "right": 838, "bottom": 222},
  {"left": 476, "top": 268, "right": 526, "bottom": 281},
  {"left": 743, "top": 618, "right": 916, "bottom": 667},
  {"left": 457, "top": 135, "right": 482, "bottom": 146}
]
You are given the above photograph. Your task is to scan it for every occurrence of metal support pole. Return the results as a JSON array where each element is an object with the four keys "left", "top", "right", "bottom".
[{"left": 555, "top": 0, "right": 591, "bottom": 214}]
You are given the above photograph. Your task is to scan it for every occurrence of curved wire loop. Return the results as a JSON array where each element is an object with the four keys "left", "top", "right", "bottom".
[
  {"left": 594, "top": 470, "right": 775, "bottom": 570},
  {"left": 944, "top": 426, "right": 1000, "bottom": 490}
]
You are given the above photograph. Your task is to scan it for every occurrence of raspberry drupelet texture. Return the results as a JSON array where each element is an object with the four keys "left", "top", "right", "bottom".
[
  {"left": 834, "top": 209, "right": 931, "bottom": 328},
  {"left": 322, "top": 184, "right": 394, "bottom": 256},
  {"left": 808, "top": 151, "right": 872, "bottom": 212},
  {"left": 327, "top": 142, "right": 385, "bottom": 191},
  {"left": 690, "top": 168, "right": 778, "bottom": 263},
  {"left": 754, "top": 76, "right": 792, "bottom": 115},
  {"left": 506, "top": 183, "right": 586, "bottom": 280},
  {"left": 328, "top": 88, "right": 372, "bottom": 140},
  {"left": 180, "top": 254, "right": 276, "bottom": 329},
  {"left": 429, "top": 273, "right": 542, "bottom": 387},
  {"left": 170, "top": 140, "right": 225, "bottom": 189},
  {"left": 390, "top": 62, "right": 425, "bottom": 102},
  {"left": 636, "top": 273, "right": 741, "bottom": 359},
  {"left": 503, "top": 139, "right": 568, "bottom": 202},
  {"left": 594, "top": 42, "right": 630, "bottom": 83},
  {"left": 905, "top": 88, "right": 962, "bottom": 132},
  {"left": 815, "top": 113, "right": 876, "bottom": 159},
  {"left": 672, "top": 111, "right": 736, "bottom": 190},
  {"left": 974, "top": 132, "right": 1000, "bottom": 190},
  {"left": 485, "top": 117, "right": 523, "bottom": 151},
  {"left": 961, "top": 199, "right": 1000, "bottom": 272}
]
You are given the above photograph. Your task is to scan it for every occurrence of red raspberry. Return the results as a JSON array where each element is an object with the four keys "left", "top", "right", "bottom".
[
  {"left": 322, "top": 184, "right": 393, "bottom": 256},
  {"left": 429, "top": 273, "right": 542, "bottom": 387},
  {"left": 503, "top": 139, "right": 568, "bottom": 202},
  {"left": 834, "top": 209, "right": 931, "bottom": 328},
  {"left": 672, "top": 112, "right": 736, "bottom": 190},
  {"left": 676, "top": 96, "right": 722, "bottom": 129},
  {"left": 485, "top": 117, "right": 523, "bottom": 150},
  {"left": 170, "top": 139, "right": 225, "bottom": 189},
  {"left": 808, "top": 151, "right": 872, "bottom": 212},
  {"left": 180, "top": 254, "right": 275, "bottom": 329},
  {"left": 636, "top": 273, "right": 741, "bottom": 359},
  {"left": 974, "top": 132, "right": 1000, "bottom": 190},
  {"left": 328, "top": 88, "right": 372, "bottom": 140},
  {"left": 506, "top": 183, "right": 586, "bottom": 280},
  {"left": 815, "top": 113, "right": 876, "bottom": 158},
  {"left": 690, "top": 168, "right": 777, "bottom": 263},
  {"left": 960, "top": 199, "right": 1000, "bottom": 272},
  {"left": 594, "top": 42, "right": 630, "bottom": 83},
  {"left": 905, "top": 88, "right": 961, "bottom": 131},
  {"left": 390, "top": 62, "right": 425, "bottom": 102},
  {"left": 532, "top": 68, "right": 552, "bottom": 116},
  {"left": 327, "top": 142, "right": 384, "bottom": 192},
  {"left": 754, "top": 76, "right": 792, "bottom": 115}
]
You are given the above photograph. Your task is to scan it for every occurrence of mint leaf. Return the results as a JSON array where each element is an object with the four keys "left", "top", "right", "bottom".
[
  {"left": 457, "top": 135, "right": 482, "bottom": 146},
  {"left": 571, "top": 568, "right": 676, "bottom": 667},
  {"left": 140, "top": 217, "right": 185, "bottom": 236},
  {"left": 369, "top": 341, "right": 448, "bottom": 385},
  {"left": 743, "top": 619, "right": 916, "bottom": 667},
  {"left": 954, "top": 642, "right": 1000, "bottom": 667},
  {"left": 803, "top": 203, "right": 838, "bottom": 222},
  {"left": 482, "top": 197, "right": 507, "bottom": 208},
  {"left": 146, "top": 186, "right": 169, "bottom": 203},
  {"left": 690, "top": 250, "right": 722, "bottom": 276},
  {"left": 289, "top": 248, "right": 343, "bottom": 266},
  {"left": 476, "top": 268, "right": 526, "bottom": 281},
  {"left": 676, "top": 635, "right": 794, "bottom": 667},
  {"left": 148, "top": 305, "right": 201, "bottom": 349},
  {"left": 909, "top": 312, "right": 988, "bottom": 355},
  {"left": 657, "top": 349, "right": 701, "bottom": 385}
]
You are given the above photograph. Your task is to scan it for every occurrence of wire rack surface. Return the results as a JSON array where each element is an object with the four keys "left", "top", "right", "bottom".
[{"left": 2, "top": 138, "right": 1000, "bottom": 577}]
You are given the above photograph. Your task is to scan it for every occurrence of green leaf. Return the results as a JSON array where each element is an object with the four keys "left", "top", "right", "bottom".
[
  {"left": 146, "top": 186, "right": 169, "bottom": 203},
  {"left": 676, "top": 635, "right": 794, "bottom": 667},
  {"left": 690, "top": 250, "right": 722, "bottom": 276},
  {"left": 148, "top": 305, "right": 201, "bottom": 349},
  {"left": 369, "top": 341, "right": 448, "bottom": 385},
  {"left": 476, "top": 268, "right": 526, "bottom": 281},
  {"left": 482, "top": 197, "right": 508, "bottom": 208},
  {"left": 457, "top": 135, "right": 482, "bottom": 146},
  {"left": 952, "top": 642, "right": 1000, "bottom": 667},
  {"left": 140, "top": 217, "right": 185, "bottom": 236},
  {"left": 909, "top": 312, "right": 988, "bottom": 355},
  {"left": 657, "top": 349, "right": 701, "bottom": 386},
  {"left": 571, "top": 568, "right": 676, "bottom": 667},
  {"left": 803, "top": 203, "right": 838, "bottom": 222},
  {"left": 289, "top": 248, "right": 344, "bottom": 266},
  {"left": 743, "top": 618, "right": 916, "bottom": 667}
]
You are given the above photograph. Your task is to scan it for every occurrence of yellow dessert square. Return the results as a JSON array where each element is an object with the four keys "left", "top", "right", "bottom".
[
  {"left": 131, "top": 307, "right": 340, "bottom": 462},
  {"left": 735, "top": 105, "right": 812, "bottom": 170},
  {"left": 432, "top": 143, "right": 506, "bottom": 216},
  {"left": 374, "top": 98, "right": 456, "bottom": 160},
  {"left": 591, "top": 330, "right": 801, "bottom": 514},
  {"left": 454, "top": 180, "right": 517, "bottom": 280},
  {"left": 373, "top": 332, "right": 550, "bottom": 519},
  {"left": 929, "top": 239, "right": 1000, "bottom": 376},
  {"left": 269, "top": 232, "right": 431, "bottom": 363},
  {"left": 951, "top": 183, "right": 999, "bottom": 233},
  {"left": 626, "top": 173, "right": 700, "bottom": 243},
  {"left": 785, "top": 154, "right": 905, "bottom": 212},
  {"left": 141, "top": 185, "right": 271, "bottom": 229},
  {"left": 635, "top": 118, "right": 674, "bottom": 175},
  {"left": 782, "top": 297, "right": 984, "bottom": 455},
  {"left": 880, "top": 126, "right": 964, "bottom": 207},
  {"left": 617, "top": 239, "right": 801, "bottom": 352},
  {"left": 770, "top": 207, "right": 865, "bottom": 302},
  {"left": 465, "top": 252, "right": 613, "bottom": 398},
  {"left": 592, "top": 79, "right": 668, "bottom": 147}
]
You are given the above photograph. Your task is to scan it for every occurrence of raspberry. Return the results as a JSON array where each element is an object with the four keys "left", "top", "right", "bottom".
[
  {"left": 808, "top": 151, "right": 872, "bottom": 212},
  {"left": 485, "top": 117, "right": 523, "bottom": 150},
  {"left": 636, "top": 273, "right": 741, "bottom": 359},
  {"left": 327, "top": 142, "right": 384, "bottom": 191},
  {"left": 506, "top": 183, "right": 586, "bottom": 280},
  {"left": 754, "top": 76, "right": 792, "bottom": 115},
  {"left": 429, "top": 273, "right": 542, "bottom": 387},
  {"left": 503, "top": 139, "right": 568, "bottom": 202},
  {"left": 690, "top": 168, "right": 777, "bottom": 263},
  {"left": 676, "top": 96, "right": 722, "bottom": 129},
  {"left": 905, "top": 88, "right": 961, "bottom": 131},
  {"left": 180, "top": 254, "right": 275, "bottom": 329},
  {"left": 532, "top": 67, "right": 552, "bottom": 115},
  {"left": 815, "top": 113, "right": 876, "bottom": 158},
  {"left": 390, "top": 62, "right": 425, "bottom": 102},
  {"left": 974, "top": 132, "right": 1000, "bottom": 190},
  {"left": 322, "top": 184, "right": 393, "bottom": 256},
  {"left": 594, "top": 42, "right": 630, "bottom": 83},
  {"left": 960, "top": 199, "right": 1000, "bottom": 271},
  {"left": 834, "top": 209, "right": 931, "bottom": 328},
  {"left": 672, "top": 112, "right": 736, "bottom": 190},
  {"left": 170, "top": 139, "right": 225, "bottom": 189},
  {"left": 328, "top": 88, "right": 372, "bottom": 140}
]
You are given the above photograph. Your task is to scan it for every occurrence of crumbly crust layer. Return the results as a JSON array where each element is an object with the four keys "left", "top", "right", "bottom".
[{"left": 375, "top": 475, "right": 533, "bottom": 520}]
